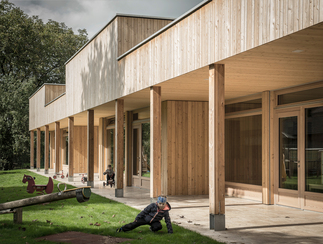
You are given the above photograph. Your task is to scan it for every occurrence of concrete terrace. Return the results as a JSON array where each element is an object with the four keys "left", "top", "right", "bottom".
[{"left": 30, "top": 169, "right": 323, "bottom": 244}]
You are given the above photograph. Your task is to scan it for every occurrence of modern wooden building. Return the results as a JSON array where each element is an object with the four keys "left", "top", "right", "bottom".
[{"left": 29, "top": 0, "right": 323, "bottom": 230}]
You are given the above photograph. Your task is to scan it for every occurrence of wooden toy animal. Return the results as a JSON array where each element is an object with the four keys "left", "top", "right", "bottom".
[{"left": 22, "top": 174, "right": 54, "bottom": 194}]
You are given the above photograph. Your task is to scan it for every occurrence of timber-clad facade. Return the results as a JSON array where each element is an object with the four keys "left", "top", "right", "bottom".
[{"left": 29, "top": 0, "right": 323, "bottom": 230}]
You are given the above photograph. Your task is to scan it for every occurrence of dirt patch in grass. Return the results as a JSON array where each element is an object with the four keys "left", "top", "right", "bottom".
[{"left": 36, "top": 231, "right": 132, "bottom": 244}]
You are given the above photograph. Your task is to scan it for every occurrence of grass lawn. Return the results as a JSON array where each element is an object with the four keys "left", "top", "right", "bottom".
[{"left": 0, "top": 169, "right": 223, "bottom": 244}]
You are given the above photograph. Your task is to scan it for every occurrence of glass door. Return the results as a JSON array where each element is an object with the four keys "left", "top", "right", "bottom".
[
  {"left": 275, "top": 110, "right": 301, "bottom": 208},
  {"left": 132, "top": 123, "right": 150, "bottom": 189}
]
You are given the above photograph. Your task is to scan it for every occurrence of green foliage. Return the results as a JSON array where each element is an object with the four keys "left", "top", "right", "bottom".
[
  {"left": 0, "top": 170, "right": 223, "bottom": 244},
  {"left": 0, "top": 0, "right": 88, "bottom": 169}
]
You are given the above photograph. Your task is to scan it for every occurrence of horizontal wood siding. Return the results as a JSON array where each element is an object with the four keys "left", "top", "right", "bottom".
[
  {"left": 166, "top": 101, "right": 209, "bottom": 196},
  {"left": 73, "top": 126, "right": 98, "bottom": 174}
]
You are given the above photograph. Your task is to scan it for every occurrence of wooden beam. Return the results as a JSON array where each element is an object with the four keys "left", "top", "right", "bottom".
[
  {"left": 98, "top": 118, "right": 105, "bottom": 181},
  {"left": 30, "top": 131, "right": 34, "bottom": 169},
  {"left": 87, "top": 110, "right": 94, "bottom": 187},
  {"left": 125, "top": 111, "right": 133, "bottom": 186},
  {"left": 55, "top": 122, "right": 60, "bottom": 174},
  {"left": 44, "top": 125, "right": 49, "bottom": 174},
  {"left": 115, "top": 99, "right": 124, "bottom": 197},
  {"left": 161, "top": 101, "right": 168, "bottom": 195},
  {"left": 36, "top": 128, "right": 41, "bottom": 172},
  {"left": 68, "top": 117, "right": 74, "bottom": 181},
  {"left": 209, "top": 64, "right": 225, "bottom": 231},
  {"left": 262, "top": 91, "right": 275, "bottom": 204},
  {"left": 50, "top": 131, "right": 55, "bottom": 169},
  {"left": 150, "top": 86, "right": 162, "bottom": 198},
  {"left": 61, "top": 129, "right": 66, "bottom": 166}
]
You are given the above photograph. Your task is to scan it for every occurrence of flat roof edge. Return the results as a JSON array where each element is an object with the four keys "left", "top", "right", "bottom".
[{"left": 117, "top": 0, "right": 212, "bottom": 61}]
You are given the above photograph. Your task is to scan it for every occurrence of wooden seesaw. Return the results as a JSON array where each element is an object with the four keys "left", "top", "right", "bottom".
[{"left": 0, "top": 183, "right": 91, "bottom": 224}]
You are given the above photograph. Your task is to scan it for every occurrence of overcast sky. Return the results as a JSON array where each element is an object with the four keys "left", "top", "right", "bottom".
[{"left": 11, "top": 0, "right": 204, "bottom": 38}]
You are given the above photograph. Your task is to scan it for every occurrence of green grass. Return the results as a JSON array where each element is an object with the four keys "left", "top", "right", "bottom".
[{"left": 0, "top": 169, "right": 223, "bottom": 244}]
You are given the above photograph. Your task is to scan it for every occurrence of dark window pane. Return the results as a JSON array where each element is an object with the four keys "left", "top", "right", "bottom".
[
  {"left": 279, "top": 117, "right": 298, "bottom": 190},
  {"left": 278, "top": 87, "right": 323, "bottom": 105},
  {"left": 305, "top": 107, "right": 323, "bottom": 194},
  {"left": 225, "top": 98, "right": 262, "bottom": 113},
  {"left": 225, "top": 115, "right": 262, "bottom": 185}
]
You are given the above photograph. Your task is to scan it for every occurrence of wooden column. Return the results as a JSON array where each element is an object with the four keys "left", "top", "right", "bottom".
[
  {"left": 115, "top": 99, "right": 124, "bottom": 197},
  {"left": 125, "top": 111, "right": 133, "bottom": 186},
  {"left": 55, "top": 122, "right": 60, "bottom": 174},
  {"left": 150, "top": 86, "right": 162, "bottom": 199},
  {"left": 68, "top": 117, "right": 74, "bottom": 181},
  {"left": 44, "top": 125, "right": 49, "bottom": 174},
  {"left": 262, "top": 91, "right": 275, "bottom": 204},
  {"left": 107, "top": 129, "right": 112, "bottom": 170},
  {"left": 36, "top": 128, "right": 41, "bottom": 172},
  {"left": 209, "top": 64, "right": 225, "bottom": 231},
  {"left": 99, "top": 118, "right": 106, "bottom": 181},
  {"left": 87, "top": 110, "right": 94, "bottom": 187},
  {"left": 61, "top": 129, "right": 66, "bottom": 166},
  {"left": 30, "top": 131, "right": 34, "bottom": 169},
  {"left": 50, "top": 131, "right": 55, "bottom": 169}
]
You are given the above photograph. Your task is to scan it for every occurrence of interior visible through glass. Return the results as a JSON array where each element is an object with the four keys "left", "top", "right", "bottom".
[
  {"left": 279, "top": 116, "right": 298, "bottom": 190},
  {"left": 141, "top": 123, "right": 150, "bottom": 178},
  {"left": 133, "top": 128, "right": 139, "bottom": 176},
  {"left": 278, "top": 87, "right": 323, "bottom": 105},
  {"left": 305, "top": 107, "right": 323, "bottom": 193}
]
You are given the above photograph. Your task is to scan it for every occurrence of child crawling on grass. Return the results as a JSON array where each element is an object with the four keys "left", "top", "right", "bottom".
[{"left": 116, "top": 195, "right": 173, "bottom": 234}]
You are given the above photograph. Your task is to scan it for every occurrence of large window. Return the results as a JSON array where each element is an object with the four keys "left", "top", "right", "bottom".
[
  {"left": 305, "top": 107, "right": 323, "bottom": 193},
  {"left": 225, "top": 115, "right": 262, "bottom": 185}
]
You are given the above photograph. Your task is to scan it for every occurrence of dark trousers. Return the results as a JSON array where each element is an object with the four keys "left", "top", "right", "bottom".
[{"left": 121, "top": 218, "right": 162, "bottom": 232}]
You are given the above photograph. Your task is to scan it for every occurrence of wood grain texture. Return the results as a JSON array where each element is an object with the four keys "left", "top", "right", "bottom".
[
  {"left": 209, "top": 64, "right": 225, "bottom": 215},
  {"left": 150, "top": 86, "right": 161, "bottom": 198},
  {"left": 164, "top": 100, "right": 209, "bottom": 196},
  {"left": 55, "top": 122, "right": 60, "bottom": 173},
  {"left": 68, "top": 117, "right": 74, "bottom": 177},
  {"left": 36, "top": 128, "right": 41, "bottom": 170},
  {"left": 115, "top": 99, "right": 124, "bottom": 189},
  {"left": 87, "top": 110, "right": 94, "bottom": 182},
  {"left": 44, "top": 125, "right": 49, "bottom": 172},
  {"left": 30, "top": 131, "right": 34, "bottom": 169}
]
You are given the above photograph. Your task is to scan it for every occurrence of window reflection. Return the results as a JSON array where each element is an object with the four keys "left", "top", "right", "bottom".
[{"left": 305, "top": 107, "right": 323, "bottom": 193}]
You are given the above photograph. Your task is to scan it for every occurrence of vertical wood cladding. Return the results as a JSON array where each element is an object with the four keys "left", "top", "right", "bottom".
[
  {"left": 118, "top": 17, "right": 173, "bottom": 57},
  {"left": 73, "top": 126, "right": 99, "bottom": 174},
  {"left": 165, "top": 101, "right": 209, "bottom": 196}
]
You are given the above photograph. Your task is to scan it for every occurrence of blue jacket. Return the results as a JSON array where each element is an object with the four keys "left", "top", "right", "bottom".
[{"left": 135, "top": 202, "right": 173, "bottom": 233}]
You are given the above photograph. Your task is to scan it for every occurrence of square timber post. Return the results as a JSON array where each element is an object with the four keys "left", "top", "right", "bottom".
[
  {"left": 68, "top": 117, "right": 74, "bottom": 182},
  {"left": 115, "top": 99, "right": 124, "bottom": 197},
  {"left": 87, "top": 110, "right": 95, "bottom": 188},
  {"left": 209, "top": 64, "right": 226, "bottom": 231},
  {"left": 44, "top": 125, "right": 49, "bottom": 174},
  {"left": 150, "top": 86, "right": 162, "bottom": 202}
]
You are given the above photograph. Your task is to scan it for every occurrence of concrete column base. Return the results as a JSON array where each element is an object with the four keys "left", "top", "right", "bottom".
[
  {"left": 30, "top": 166, "right": 34, "bottom": 170},
  {"left": 115, "top": 188, "right": 123, "bottom": 197},
  {"left": 87, "top": 181, "right": 94, "bottom": 188},
  {"left": 37, "top": 168, "right": 40, "bottom": 172},
  {"left": 210, "top": 214, "right": 226, "bottom": 231},
  {"left": 68, "top": 176, "right": 74, "bottom": 182},
  {"left": 44, "top": 169, "right": 49, "bottom": 174}
]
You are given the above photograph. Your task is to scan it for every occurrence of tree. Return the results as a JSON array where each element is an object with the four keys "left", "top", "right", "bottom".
[{"left": 0, "top": 0, "right": 89, "bottom": 169}]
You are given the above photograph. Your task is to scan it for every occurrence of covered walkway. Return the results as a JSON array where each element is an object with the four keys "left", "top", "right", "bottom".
[{"left": 30, "top": 169, "right": 323, "bottom": 244}]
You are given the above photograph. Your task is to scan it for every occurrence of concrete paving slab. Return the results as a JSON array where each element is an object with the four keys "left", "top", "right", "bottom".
[{"left": 30, "top": 169, "right": 323, "bottom": 244}]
